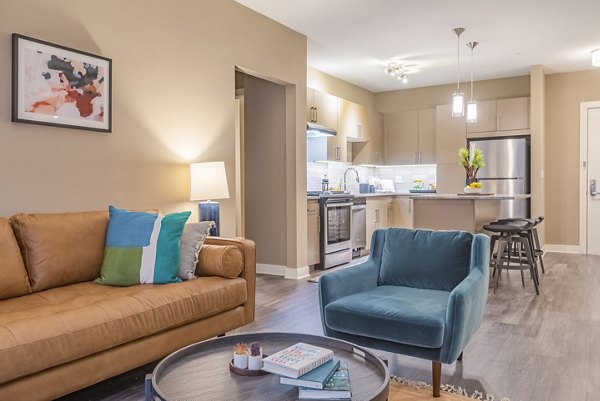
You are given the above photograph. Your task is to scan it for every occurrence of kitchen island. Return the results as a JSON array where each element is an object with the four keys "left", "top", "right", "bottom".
[{"left": 410, "top": 193, "right": 531, "bottom": 233}]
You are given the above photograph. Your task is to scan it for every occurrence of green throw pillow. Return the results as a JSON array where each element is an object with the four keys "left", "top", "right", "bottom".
[{"left": 96, "top": 206, "right": 191, "bottom": 286}]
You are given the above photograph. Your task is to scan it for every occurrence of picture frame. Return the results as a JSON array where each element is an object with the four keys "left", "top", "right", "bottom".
[{"left": 12, "top": 33, "right": 112, "bottom": 133}]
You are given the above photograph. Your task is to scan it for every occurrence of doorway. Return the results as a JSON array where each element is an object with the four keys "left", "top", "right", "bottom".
[{"left": 579, "top": 101, "right": 600, "bottom": 255}]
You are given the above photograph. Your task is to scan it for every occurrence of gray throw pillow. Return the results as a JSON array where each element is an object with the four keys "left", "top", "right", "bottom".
[{"left": 178, "top": 221, "right": 214, "bottom": 280}]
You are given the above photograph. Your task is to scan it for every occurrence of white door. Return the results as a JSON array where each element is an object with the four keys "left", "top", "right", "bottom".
[{"left": 587, "top": 107, "right": 600, "bottom": 255}]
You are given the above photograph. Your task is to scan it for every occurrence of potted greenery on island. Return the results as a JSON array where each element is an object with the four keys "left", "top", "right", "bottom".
[{"left": 458, "top": 147, "right": 485, "bottom": 192}]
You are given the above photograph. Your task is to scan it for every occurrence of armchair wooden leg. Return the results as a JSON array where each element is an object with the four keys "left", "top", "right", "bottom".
[
  {"left": 458, "top": 351, "right": 463, "bottom": 361},
  {"left": 432, "top": 361, "right": 441, "bottom": 398}
]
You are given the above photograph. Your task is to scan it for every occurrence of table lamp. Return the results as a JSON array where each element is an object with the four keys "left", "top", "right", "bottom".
[{"left": 190, "top": 161, "right": 230, "bottom": 236}]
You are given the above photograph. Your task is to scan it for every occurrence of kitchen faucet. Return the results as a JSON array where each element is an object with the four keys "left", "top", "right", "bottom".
[{"left": 343, "top": 167, "right": 360, "bottom": 192}]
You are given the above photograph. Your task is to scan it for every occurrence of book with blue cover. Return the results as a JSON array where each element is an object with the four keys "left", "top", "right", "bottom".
[
  {"left": 298, "top": 361, "right": 351, "bottom": 399},
  {"left": 279, "top": 358, "right": 340, "bottom": 389}
]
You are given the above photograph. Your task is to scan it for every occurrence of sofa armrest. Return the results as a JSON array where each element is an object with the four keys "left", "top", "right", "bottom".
[
  {"left": 319, "top": 259, "right": 380, "bottom": 335},
  {"left": 204, "top": 237, "right": 256, "bottom": 325},
  {"left": 441, "top": 233, "right": 490, "bottom": 363}
]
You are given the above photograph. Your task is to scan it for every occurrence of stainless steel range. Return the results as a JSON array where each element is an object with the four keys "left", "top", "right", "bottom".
[{"left": 312, "top": 191, "right": 354, "bottom": 269}]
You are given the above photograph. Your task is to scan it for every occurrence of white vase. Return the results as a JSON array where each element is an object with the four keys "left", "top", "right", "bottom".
[
  {"left": 233, "top": 353, "right": 248, "bottom": 369},
  {"left": 248, "top": 354, "right": 263, "bottom": 370}
]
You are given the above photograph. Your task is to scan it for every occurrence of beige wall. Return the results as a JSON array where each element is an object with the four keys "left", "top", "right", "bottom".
[
  {"left": 530, "top": 66, "right": 546, "bottom": 245},
  {"left": 375, "top": 76, "right": 531, "bottom": 113},
  {"left": 307, "top": 67, "right": 375, "bottom": 107},
  {"left": 545, "top": 69, "right": 600, "bottom": 246},
  {"left": 0, "top": 0, "right": 309, "bottom": 267}
]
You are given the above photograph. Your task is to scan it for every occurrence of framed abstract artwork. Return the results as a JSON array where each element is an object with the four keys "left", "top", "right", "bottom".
[{"left": 12, "top": 34, "right": 112, "bottom": 132}]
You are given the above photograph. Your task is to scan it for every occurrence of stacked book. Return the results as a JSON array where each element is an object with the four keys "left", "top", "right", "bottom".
[{"left": 262, "top": 342, "right": 351, "bottom": 400}]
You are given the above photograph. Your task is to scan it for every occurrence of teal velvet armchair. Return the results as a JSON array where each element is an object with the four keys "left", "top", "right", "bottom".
[{"left": 319, "top": 228, "right": 490, "bottom": 398}]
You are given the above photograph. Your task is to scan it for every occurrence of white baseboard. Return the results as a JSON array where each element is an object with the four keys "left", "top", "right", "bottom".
[
  {"left": 284, "top": 266, "right": 310, "bottom": 280},
  {"left": 256, "top": 263, "right": 286, "bottom": 276},
  {"left": 256, "top": 264, "right": 310, "bottom": 280},
  {"left": 543, "top": 244, "right": 582, "bottom": 254}
]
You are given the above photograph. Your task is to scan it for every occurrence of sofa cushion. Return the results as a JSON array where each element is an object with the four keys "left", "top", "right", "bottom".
[
  {"left": 96, "top": 206, "right": 190, "bottom": 286},
  {"left": 10, "top": 211, "right": 109, "bottom": 292},
  {"left": 324, "top": 286, "right": 450, "bottom": 349},
  {"left": 0, "top": 218, "right": 31, "bottom": 300},
  {"left": 197, "top": 244, "right": 244, "bottom": 279},
  {"left": 0, "top": 277, "right": 247, "bottom": 384},
  {"left": 179, "top": 221, "right": 214, "bottom": 280},
  {"left": 379, "top": 228, "right": 473, "bottom": 291}
]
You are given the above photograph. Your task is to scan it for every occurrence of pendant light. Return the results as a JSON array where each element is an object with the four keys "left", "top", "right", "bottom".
[
  {"left": 451, "top": 27, "right": 465, "bottom": 117},
  {"left": 466, "top": 41, "right": 478, "bottom": 123}
]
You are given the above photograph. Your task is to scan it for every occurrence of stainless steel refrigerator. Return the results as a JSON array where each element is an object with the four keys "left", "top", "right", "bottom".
[{"left": 468, "top": 137, "right": 530, "bottom": 218}]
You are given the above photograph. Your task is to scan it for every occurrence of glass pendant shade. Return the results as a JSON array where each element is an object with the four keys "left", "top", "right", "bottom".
[
  {"left": 593, "top": 48, "right": 600, "bottom": 67},
  {"left": 466, "top": 100, "right": 478, "bottom": 122},
  {"left": 452, "top": 90, "right": 464, "bottom": 117}
]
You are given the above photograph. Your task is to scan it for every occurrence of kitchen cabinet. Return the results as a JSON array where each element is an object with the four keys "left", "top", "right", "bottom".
[
  {"left": 307, "top": 200, "right": 320, "bottom": 266},
  {"left": 384, "top": 109, "right": 436, "bottom": 165},
  {"left": 351, "top": 108, "right": 384, "bottom": 165},
  {"left": 466, "top": 97, "right": 530, "bottom": 134},
  {"left": 392, "top": 197, "right": 414, "bottom": 229},
  {"left": 436, "top": 103, "right": 467, "bottom": 194},
  {"left": 307, "top": 88, "right": 338, "bottom": 130},
  {"left": 339, "top": 99, "right": 368, "bottom": 142},
  {"left": 307, "top": 88, "right": 342, "bottom": 161},
  {"left": 366, "top": 196, "right": 393, "bottom": 250}
]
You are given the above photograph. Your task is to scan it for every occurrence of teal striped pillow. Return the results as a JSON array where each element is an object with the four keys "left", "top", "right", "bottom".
[{"left": 96, "top": 206, "right": 191, "bottom": 286}]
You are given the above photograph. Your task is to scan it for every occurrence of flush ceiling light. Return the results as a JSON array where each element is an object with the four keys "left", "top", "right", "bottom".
[
  {"left": 593, "top": 48, "right": 600, "bottom": 67},
  {"left": 466, "top": 41, "right": 479, "bottom": 123},
  {"left": 384, "top": 62, "right": 408, "bottom": 84},
  {"left": 451, "top": 27, "right": 465, "bottom": 117}
]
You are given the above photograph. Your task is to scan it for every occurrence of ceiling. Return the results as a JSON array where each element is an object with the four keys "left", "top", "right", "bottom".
[{"left": 234, "top": 0, "right": 600, "bottom": 92}]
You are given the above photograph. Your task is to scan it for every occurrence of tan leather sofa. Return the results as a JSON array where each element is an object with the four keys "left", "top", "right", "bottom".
[{"left": 0, "top": 211, "right": 256, "bottom": 401}]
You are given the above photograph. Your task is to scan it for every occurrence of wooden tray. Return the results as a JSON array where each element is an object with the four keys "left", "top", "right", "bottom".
[{"left": 229, "top": 356, "right": 270, "bottom": 376}]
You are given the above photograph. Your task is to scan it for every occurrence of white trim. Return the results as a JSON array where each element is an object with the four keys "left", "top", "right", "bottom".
[
  {"left": 543, "top": 244, "right": 582, "bottom": 254},
  {"left": 256, "top": 263, "right": 286, "bottom": 276},
  {"left": 256, "top": 264, "right": 311, "bottom": 280},
  {"left": 284, "top": 266, "right": 310, "bottom": 280},
  {"left": 580, "top": 101, "right": 600, "bottom": 255}
]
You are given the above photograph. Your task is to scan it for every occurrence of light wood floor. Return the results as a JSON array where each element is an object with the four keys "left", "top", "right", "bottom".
[{"left": 59, "top": 252, "right": 600, "bottom": 401}]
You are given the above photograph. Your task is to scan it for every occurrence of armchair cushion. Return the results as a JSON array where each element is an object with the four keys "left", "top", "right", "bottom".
[
  {"left": 324, "top": 286, "right": 451, "bottom": 348},
  {"left": 379, "top": 228, "right": 473, "bottom": 291}
]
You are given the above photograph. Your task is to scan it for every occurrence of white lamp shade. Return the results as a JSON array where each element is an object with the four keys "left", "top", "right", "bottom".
[
  {"left": 466, "top": 100, "right": 478, "bottom": 123},
  {"left": 452, "top": 90, "right": 464, "bottom": 117},
  {"left": 190, "top": 162, "right": 230, "bottom": 201},
  {"left": 593, "top": 48, "right": 600, "bottom": 67}
]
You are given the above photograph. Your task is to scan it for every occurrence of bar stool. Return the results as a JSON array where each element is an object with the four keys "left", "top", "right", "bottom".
[
  {"left": 496, "top": 216, "right": 545, "bottom": 275},
  {"left": 483, "top": 221, "right": 540, "bottom": 295}
]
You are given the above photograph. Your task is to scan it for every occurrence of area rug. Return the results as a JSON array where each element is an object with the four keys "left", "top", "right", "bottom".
[{"left": 389, "top": 376, "right": 511, "bottom": 401}]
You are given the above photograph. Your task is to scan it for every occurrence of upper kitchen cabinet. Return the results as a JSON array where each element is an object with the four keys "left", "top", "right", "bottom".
[
  {"left": 339, "top": 99, "right": 369, "bottom": 142},
  {"left": 496, "top": 97, "right": 530, "bottom": 131},
  {"left": 307, "top": 88, "right": 342, "bottom": 161},
  {"left": 418, "top": 109, "right": 436, "bottom": 164},
  {"left": 307, "top": 88, "right": 338, "bottom": 131},
  {"left": 343, "top": 100, "right": 384, "bottom": 165},
  {"left": 384, "top": 108, "right": 435, "bottom": 165},
  {"left": 466, "top": 97, "right": 530, "bottom": 134}
]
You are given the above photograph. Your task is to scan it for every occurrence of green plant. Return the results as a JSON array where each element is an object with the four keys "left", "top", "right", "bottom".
[
  {"left": 233, "top": 342, "right": 248, "bottom": 355},
  {"left": 458, "top": 147, "right": 485, "bottom": 179}
]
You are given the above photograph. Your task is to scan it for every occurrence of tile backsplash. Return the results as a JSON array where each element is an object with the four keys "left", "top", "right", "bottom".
[{"left": 307, "top": 162, "right": 436, "bottom": 193}]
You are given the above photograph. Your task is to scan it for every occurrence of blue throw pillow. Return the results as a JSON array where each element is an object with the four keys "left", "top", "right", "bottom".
[{"left": 96, "top": 206, "right": 191, "bottom": 286}]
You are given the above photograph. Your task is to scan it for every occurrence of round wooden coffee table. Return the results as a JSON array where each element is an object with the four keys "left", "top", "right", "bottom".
[{"left": 150, "top": 332, "right": 389, "bottom": 400}]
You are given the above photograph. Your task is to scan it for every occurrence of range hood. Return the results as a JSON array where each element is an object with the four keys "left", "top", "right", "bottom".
[{"left": 307, "top": 122, "right": 337, "bottom": 138}]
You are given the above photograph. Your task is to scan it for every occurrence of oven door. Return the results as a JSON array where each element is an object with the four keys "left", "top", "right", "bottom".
[{"left": 323, "top": 201, "right": 353, "bottom": 253}]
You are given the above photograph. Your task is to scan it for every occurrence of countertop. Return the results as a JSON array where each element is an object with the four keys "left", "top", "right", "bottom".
[{"left": 307, "top": 193, "right": 531, "bottom": 200}]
